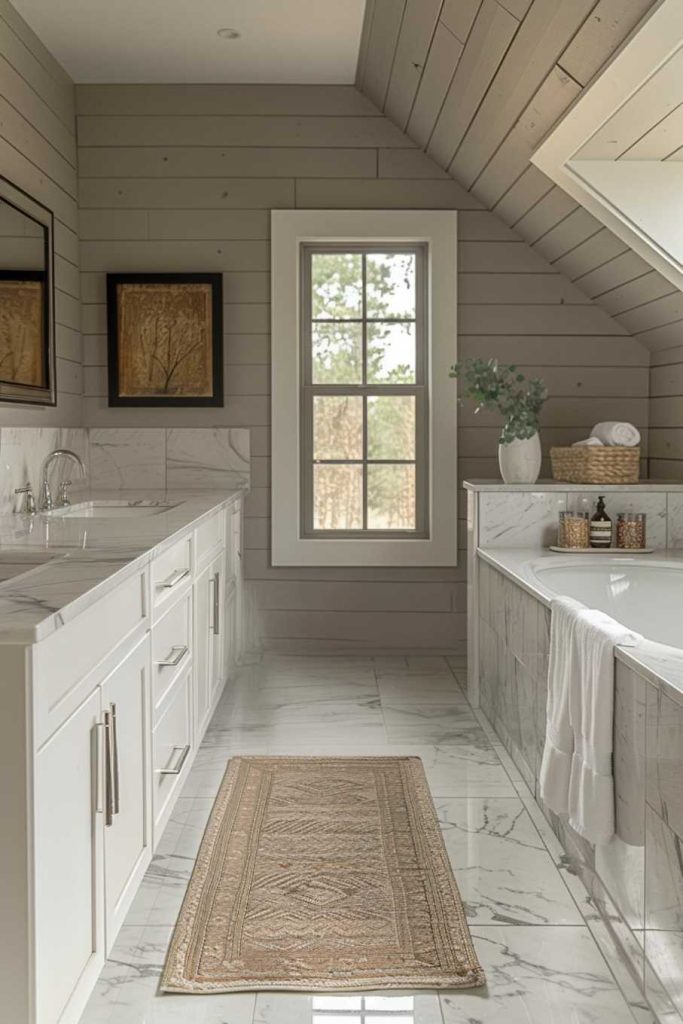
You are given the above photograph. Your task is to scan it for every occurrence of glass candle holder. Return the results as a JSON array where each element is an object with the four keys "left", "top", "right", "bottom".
[
  {"left": 558, "top": 511, "right": 590, "bottom": 549},
  {"left": 616, "top": 513, "right": 646, "bottom": 549}
]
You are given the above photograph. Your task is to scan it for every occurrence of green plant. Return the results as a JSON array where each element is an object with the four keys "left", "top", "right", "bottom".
[{"left": 450, "top": 358, "right": 547, "bottom": 445}]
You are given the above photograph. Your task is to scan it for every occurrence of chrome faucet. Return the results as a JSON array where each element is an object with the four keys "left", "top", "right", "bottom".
[{"left": 39, "top": 449, "right": 86, "bottom": 511}]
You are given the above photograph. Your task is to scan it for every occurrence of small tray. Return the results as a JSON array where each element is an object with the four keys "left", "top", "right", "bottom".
[{"left": 549, "top": 546, "right": 654, "bottom": 554}]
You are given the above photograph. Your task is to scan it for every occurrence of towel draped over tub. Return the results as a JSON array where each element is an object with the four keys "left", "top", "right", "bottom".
[{"left": 539, "top": 596, "right": 641, "bottom": 845}]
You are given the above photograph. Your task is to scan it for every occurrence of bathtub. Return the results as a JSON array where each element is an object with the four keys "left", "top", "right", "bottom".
[{"left": 530, "top": 557, "right": 683, "bottom": 649}]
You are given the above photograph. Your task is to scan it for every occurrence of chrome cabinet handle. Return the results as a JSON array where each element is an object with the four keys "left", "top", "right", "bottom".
[
  {"left": 156, "top": 644, "right": 189, "bottom": 668},
  {"left": 159, "top": 567, "right": 190, "bottom": 590},
  {"left": 110, "top": 703, "right": 120, "bottom": 816},
  {"left": 103, "top": 709, "right": 114, "bottom": 827},
  {"left": 212, "top": 571, "right": 220, "bottom": 636},
  {"left": 156, "top": 744, "right": 190, "bottom": 776},
  {"left": 95, "top": 721, "right": 105, "bottom": 815}
]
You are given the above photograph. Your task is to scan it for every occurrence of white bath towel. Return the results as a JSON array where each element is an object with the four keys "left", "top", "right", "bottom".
[
  {"left": 591, "top": 421, "right": 641, "bottom": 447},
  {"left": 539, "top": 597, "right": 641, "bottom": 845},
  {"left": 572, "top": 436, "right": 604, "bottom": 447}
]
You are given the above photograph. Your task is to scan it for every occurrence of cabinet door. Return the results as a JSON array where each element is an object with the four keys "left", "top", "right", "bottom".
[
  {"left": 194, "top": 561, "right": 213, "bottom": 741},
  {"left": 34, "top": 687, "right": 104, "bottom": 1024},
  {"left": 101, "top": 636, "right": 152, "bottom": 949}
]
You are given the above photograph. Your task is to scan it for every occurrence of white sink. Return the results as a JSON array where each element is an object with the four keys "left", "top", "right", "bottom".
[
  {"left": 0, "top": 550, "right": 58, "bottom": 584},
  {"left": 47, "top": 501, "right": 178, "bottom": 519}
]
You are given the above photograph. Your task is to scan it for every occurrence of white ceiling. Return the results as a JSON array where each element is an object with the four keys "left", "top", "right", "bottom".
[{"left": 9, "top": 0, "right": 366, "bottom": 84}]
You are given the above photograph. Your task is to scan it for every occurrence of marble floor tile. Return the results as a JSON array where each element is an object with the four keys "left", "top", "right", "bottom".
[
  {"left": 437, "top": 797, "right": 583, "bottom": 925},
  {"left": 378, "top": 675, "right": 468, "bottom": 705},
  {"left": 383, "top": 703, "right": 483, "bottom": 744},
  {"left": 77, "top": 653, "right": 644, "bottom": 1024},
  {"left": 440, "top": 926, "right": 640, "bottom": 1023}
]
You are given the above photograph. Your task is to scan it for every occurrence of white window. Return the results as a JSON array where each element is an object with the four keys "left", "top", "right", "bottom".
[{"left": 271, "top": 210, "right": 457, "bottom": 567}]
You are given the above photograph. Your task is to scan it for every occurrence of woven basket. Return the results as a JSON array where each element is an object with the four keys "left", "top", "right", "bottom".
[{"left": 550, "top": 446, "right": 640, "bottom": 484}]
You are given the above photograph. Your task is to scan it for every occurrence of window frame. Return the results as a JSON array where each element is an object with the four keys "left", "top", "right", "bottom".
[
  {"left": 271, "top": 209, "right": 458, "bottom": 568},
  {"left": 300, "top": 241, "right": 429, "bottom": 539}
]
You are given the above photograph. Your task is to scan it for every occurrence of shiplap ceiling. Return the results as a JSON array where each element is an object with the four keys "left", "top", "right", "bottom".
[
  {"left": 355, "top": 0, "right": 683, "bottom": 354},
  {"left": 8, "top": 0, "right": 365, "bottom": 84}
]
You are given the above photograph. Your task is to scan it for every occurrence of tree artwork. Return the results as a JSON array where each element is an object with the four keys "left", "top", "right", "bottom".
[
  {"left": 309, "top": 251, "right": 418, "bottom": 532},
  {"left": 0, "top": 278, "right": 44, "bottom": 387},
  {"left": 107, "top": 274, "right": 223, "bottom": 407}
]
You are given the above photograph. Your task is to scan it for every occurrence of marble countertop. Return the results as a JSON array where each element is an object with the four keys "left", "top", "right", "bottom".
[
  {"left": 477, "top": 545, "right": 683, "bottom": 705},
  {"left": 464, "top": 479, "right": 683, "bottom": 492},
  {"left": 0, "top": 488, "right": 245, "bottom": 644}
]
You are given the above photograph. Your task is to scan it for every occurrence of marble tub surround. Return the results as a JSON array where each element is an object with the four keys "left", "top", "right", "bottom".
[
  {"left": 466, "top": 480, "right": 683, "bottom": 551},
  {"left": 477, "top": 555, "right": 683, "bottom": 1022},
  {"left": 476, "top": 547, "right": 683, "bottom": 705},
  {"left": 89, "top": 427, "right": 250, "bottom": 491},
  {"left": 0, "top": 487, "right": 245, "bottom": 642},
  {"left": 0, "top": 426, "right": 89, "bottom": 513},
  {"left": 466, "top": 480, "right": 683, "bottom": 710}
]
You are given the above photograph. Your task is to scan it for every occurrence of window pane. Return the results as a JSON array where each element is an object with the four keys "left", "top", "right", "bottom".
[
  {"left": 311, "top": 252, "right": 362, "bottom": 320},
  {"left": 312, "top": 997, "right": 362, "bottom": 1010},
  {"left": 314, "top": 464, "right": 362, "bottom": 530},
  {"left": 367, "top": 396, "right": 415, "bottom": 460},
  {"left": 367, "top": 464, "right": 415, "bottom": 530},
  {"left": 367, "top": 322, "right": 416, "bottom": 383},
  {"left": 312, "top": 322, "right": 362, "bottom": 384},
  {"left": 366, "top": 252, "right": 415, "bottom": 319},
  {"left": 366, "top": 996, "right": 415, "bottom": 1010},
  {"left": 313, "top": 395, "right": 362, "bottom": 460}
]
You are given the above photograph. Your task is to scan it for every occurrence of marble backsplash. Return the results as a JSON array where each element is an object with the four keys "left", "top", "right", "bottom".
[
  {"left": 88, "top": 428, "right": 250, "bottom": 491},
  {"left": 0, "top": 427, "right": 250, "bottom": 515},
  {"left": 0, "top": 427, "right": 89, "bottom": 514}
]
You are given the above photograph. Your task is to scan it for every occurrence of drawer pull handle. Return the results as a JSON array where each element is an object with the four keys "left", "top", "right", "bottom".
[
  {"left": 110, "top": 702, "right": 120, "bottom": 816},
  {"left": 212, "top": 570, "right": 220, "bottom": 636},
  {"left": 95, "top": 721, "right": 105, "bottom": 815},
  {"left": 103, "top": 709, "right": 115, "bottom": 827},
  {"left": 156, "top": 744, "right": 191, "bottom": 776},
  {"left": 156, "top": 645, "right": 189, "bottom": 668},
  {"left": 159, "top": 567, "right": 190, "bottom": 590}
]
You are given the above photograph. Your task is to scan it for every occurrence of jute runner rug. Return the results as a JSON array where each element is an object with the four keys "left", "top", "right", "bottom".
[{"left": 161, "top": 756, "right": 485, "bottom": 993}]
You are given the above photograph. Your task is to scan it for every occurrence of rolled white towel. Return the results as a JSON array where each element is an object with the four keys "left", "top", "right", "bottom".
[
  {"left": 591, "top": 421, "right": 640, "bottom": 447},
  {"left": 572, "top": 436, "right": 604, "bottom": 447}
]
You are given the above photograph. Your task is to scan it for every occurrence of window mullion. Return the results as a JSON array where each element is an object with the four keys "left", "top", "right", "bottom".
[{"left": 362, "top": 254, "right": 368, "bottom": 529}]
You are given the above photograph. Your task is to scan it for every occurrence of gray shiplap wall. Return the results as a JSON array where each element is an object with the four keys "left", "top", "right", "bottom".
[
  {"left": 356, "top": 0, "right": 683, "bottom": 482},
  {"left": 75, "top": 83, "right": 650, "bottom": 652},
  {"left": 0, "top": 0, "right": 81, "bottom": 425}
]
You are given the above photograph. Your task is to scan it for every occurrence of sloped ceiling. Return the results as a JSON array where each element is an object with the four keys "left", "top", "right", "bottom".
[{"left": 355, "top": 0, "right": 683, "bottom": 353}]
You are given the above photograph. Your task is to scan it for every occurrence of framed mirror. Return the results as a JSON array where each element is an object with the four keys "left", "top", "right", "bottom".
[{"left": 0, "top": 176, "right": 55, "bottom": 405}]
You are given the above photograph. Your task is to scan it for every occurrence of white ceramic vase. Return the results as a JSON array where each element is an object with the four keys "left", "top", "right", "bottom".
[{"left": 498, "top": 432, "right": 542, "bottom": 484}]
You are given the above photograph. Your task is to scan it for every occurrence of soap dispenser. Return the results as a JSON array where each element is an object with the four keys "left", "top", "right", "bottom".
[{"left": 590, "top": 495, "right": 613, "bottom": 548}]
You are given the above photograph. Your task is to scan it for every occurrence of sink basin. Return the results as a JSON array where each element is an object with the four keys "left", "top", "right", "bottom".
[
  {"left": 0, "top": 550, "right": 57, "bottom": 584},
  {"left": 47, "top": 501, "right": 178, "bottom": 519}
]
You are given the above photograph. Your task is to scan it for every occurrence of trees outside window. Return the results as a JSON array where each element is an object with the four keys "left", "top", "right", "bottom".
[{"left": 302, "top": 245, "right": 427, "bottom": 537}]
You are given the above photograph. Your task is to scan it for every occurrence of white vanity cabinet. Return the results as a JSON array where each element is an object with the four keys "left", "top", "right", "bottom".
[
  {"left": 0, "top": 496, "right": 244, "bottom": 1024},
  {"left": 34, "top": 634, "right": 152, "bottom": 1024}
]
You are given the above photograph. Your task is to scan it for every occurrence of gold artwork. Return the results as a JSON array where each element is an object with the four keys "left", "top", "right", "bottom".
[
  {"left": 0, "top": 278, "right": 45, "bottom": 388},
  {"left": 116, "top": 281, "right": 214, "bottom": 398}
]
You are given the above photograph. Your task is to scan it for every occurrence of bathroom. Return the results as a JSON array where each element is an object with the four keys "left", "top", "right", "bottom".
[{"left": 0, "top": 0, "right": 681, "bottom": 1022}]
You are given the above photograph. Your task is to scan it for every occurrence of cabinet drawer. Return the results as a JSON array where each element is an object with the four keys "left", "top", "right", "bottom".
[
  {"left": 33, "top": 570, "right": 147, "bottom": 746},
  {"left": 152, "top": 667, "right": 192, "bottom": 835},
  {"left": 195, "top": 509, "right": 225, "bottom": 567},
  {"left": 151, "top": 534, "right": 192, "bottom": 613},
  {"left": 152, "top": 591, "right": 192, "bottom": 715}
]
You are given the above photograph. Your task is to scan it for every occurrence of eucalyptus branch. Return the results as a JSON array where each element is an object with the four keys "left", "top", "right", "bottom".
[{"left": 450, "top": 358, "right": 547, "bottom": 445}]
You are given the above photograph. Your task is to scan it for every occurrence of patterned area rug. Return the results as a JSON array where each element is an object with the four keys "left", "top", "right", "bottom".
[{"left": 161, "top": 756, "right": 485, "bottom": 993}]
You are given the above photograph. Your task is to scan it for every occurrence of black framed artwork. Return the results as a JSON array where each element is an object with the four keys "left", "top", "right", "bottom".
[
  {"left": 0, "top": 176, "right": 55, "bottom": 406},
  {"left": 106, "top": 272, "right": 223, "bottom": 407}
]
